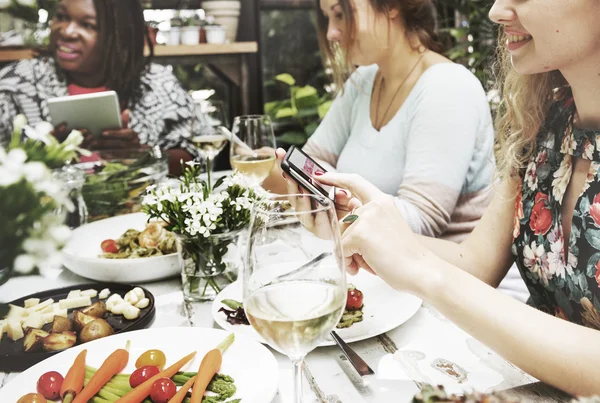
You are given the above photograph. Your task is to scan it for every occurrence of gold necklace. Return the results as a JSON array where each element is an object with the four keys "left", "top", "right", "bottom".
[{"left": 374, "top": 52, "right": 426, "bottom": 129}]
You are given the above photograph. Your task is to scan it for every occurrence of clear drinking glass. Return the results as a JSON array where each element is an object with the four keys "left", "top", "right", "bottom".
[
  {"left": 244, "top": 194, "right": 346, "bottom": 402},
  {"left": 230, "top": 115, "right": 276, "bottom": 184},
  {"left": 191, "top": 101, "right": 229, "bottom": 185}
]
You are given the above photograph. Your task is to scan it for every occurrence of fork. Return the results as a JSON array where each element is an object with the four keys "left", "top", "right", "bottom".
[{"left": 330, "top": 330, "right": 375, "bottom": 376}]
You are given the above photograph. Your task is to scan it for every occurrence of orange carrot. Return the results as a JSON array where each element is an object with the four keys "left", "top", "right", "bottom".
[
  {"left": 60, "top": 349, "right": 87, "bottom": 403},
  {"left": 115, "top": 351, "right": 197, "bottom": 403},
  {"left": 189, "top": 333, "right": 235, "bottom": 403},
  {"left": 167, "top": 375, "right": 196, "bottom": 403},
  {"left": 72, "top": 342, "right": 130, "bottom": 403}
]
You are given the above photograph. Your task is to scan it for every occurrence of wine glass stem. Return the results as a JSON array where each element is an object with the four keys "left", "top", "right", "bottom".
[
  {"left": 292, "top": 358, "right": 304, "bottom": 403},
  {"left": 206, "top": 157, "right": 212, "bottom": 190}
]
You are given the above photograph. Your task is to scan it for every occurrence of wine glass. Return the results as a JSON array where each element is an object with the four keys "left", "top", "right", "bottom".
[
  {"left": 191, "top": 101, "right": 229, "bottom": 185},
  {"left": 230, "top": 115, "right": 277, "bottom": 184},
  {"left": 244, "top": 194, "right": 346, "bottom": 403}
]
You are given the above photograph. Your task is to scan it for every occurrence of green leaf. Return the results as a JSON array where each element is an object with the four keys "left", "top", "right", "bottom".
[
  {"left": 294, "top": 85, "right": 318, "bottom": 99},
  {"left": 580, "top": 196, "right": 591, "bottom": 216},
  {"left": 587, "top": 252, "right": 600, "bottom": 277},
  {"left": 275, "top": 107, "right": 298, "bottom": 119},
  {"left": 275, "top": 73, "right": 296, "bottom": 86},
  {"left": 318, "top": 100, "right": 333, "bottom": 119},
  {"left": 293, "top": 86, "right": 320, "bottom": 110},
  {"left": 585, "top": 228, "right": 600, "bottom": 250},
  {"left": 221, "top": 299, "right": 243, "bottom": 310},
  {"left": 304, "top": 122, "right": 319, "bottom": 137},
  {"left": 277, "top": 131, "right": 307, "bottom": 145},
  {"left": 264, "top": 101, "right": 281, "bottom": 115},
  {"left": 295, "top": 107, "right": 318, "bottom": 119},
  {"left": 214, "top": 175, "right": 227, "bottom": 190}
]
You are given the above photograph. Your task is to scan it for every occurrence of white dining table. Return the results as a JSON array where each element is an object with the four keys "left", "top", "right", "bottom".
[{"left": 0, "top": 266, "right": 571, "bottom": 402}]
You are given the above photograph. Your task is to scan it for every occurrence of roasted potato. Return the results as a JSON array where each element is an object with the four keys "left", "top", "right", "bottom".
[
  {"left": 81, "top": 301, "right": 107, "bottom": 318},
  {"left": 51, "top": 315, "right": 73, "bottom": 333},
  {"left": 79, "top": 319, "right": 114, "bottom": 344},
  {"left": 73, "top": 310, "right": 96, "bottom": 332},
  {"left": 23, "top": 329, "right": 49, "bottom": 353},
  {"left": 42, "top": 331, "right": 77, "bottom": 351}
]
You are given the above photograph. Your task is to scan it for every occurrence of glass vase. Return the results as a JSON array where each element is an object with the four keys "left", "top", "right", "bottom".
[{"left": 178, "top": 231, "right": 241, "bottom": 302}]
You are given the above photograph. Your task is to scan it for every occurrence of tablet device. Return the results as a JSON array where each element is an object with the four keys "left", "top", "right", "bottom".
[{"left": 47, "top": 90, "right": 122, "bottom": 136}]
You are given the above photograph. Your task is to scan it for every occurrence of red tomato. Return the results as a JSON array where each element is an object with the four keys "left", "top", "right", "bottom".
[
  {"left": 129, "top": 365, "right": 161, "bottom": 388},
  {"left": 150, "top": 378, "right": 177, "bottom": 403},
  {"left": 101, "top": 239, "right": 119, "bottom": 253},
  {"left": 36, "top": 371, "right": 64, "bottom": 400},
  {"left": 17, "top": 394, "right": 47, "bottom": 403},
  {"left": 346, "top": 288, "right": 364, "bottom": 311}
]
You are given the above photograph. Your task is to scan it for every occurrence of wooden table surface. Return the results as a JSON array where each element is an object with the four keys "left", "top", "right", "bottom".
[{"left": 0, "top": 268, "right": 571, "bottom": 402}]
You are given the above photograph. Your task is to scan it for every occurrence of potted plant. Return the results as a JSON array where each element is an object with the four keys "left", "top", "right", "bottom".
[
  {"left": 180, "top": 14, "right": 201, "bottom": 45},
  {"left": 202, "top": 1, "right": 240, "bottom": 43},
  {"left": 167, "top": 15, "right": 184, "bottom": 46}
]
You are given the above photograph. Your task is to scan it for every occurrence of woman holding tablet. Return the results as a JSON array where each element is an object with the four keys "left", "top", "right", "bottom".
[{"left": 0, "top": 0, "right": 206, "bottom": 173}]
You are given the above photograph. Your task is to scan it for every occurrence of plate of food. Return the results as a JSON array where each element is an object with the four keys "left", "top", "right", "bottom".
[
  {"left": 61, "top": 212, "right": 180, "bottom": 283},
  {"left": 0, "top": 283, "right": 155, "bottom": 371},
  {"left": 0, "top": 327, "right": 278, "bottom": 403},
  {"left": 211, "top": 270, "right": 422, "bottom": 347}
]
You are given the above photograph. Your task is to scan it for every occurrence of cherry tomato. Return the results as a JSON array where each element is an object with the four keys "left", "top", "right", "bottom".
[
  {"left": 346, "top": 288, "right": 364, "bottom": 311},
  {"left": 129, "top": 365, "right": 161, "bottom": 388},
  {"left": 36, "top": 371, "right": 64, "bottom": 400},
  {"left": 101, "top": 239, "right": 119, "bottom": 253},
  {"left": 17, "top": 394, "right": 47, "bottom": 403},
  {"left": 150, "top": 378, "right": 177, "bottom": 403},
  {"left": 136, "top": 349, "right": 167, "bottom": 370}
]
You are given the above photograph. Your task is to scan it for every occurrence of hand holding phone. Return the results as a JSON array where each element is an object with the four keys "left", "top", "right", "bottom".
[{"left": 281, "top": 146, "right": 336, "bottom": 202}]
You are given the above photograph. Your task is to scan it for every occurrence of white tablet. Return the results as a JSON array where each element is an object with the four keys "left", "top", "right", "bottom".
[{"left": 47, "top": 90, "right": 122, "bottom": 136}]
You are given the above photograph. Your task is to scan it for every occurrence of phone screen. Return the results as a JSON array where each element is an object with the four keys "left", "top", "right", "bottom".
[{"left": 287, "top": 147, "right": 335, "bottom": 200}]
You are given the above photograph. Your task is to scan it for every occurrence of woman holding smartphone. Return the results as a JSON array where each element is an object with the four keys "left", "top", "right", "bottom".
[
  {"left": 0, "top": 0, "right": 205, "bottom": 173},
  {"left": 313, "top": 0, "right": 600, "bottom": 395},
  {"left": 269, "top": 0, "right": 495, "bottom": 244}
]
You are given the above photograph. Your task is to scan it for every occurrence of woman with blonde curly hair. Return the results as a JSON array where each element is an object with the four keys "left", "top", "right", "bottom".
[{"left": 308, "top": 0, "right": 600, "bottom": 395}]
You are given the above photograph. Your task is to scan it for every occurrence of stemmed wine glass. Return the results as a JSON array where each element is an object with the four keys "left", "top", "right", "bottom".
[
  {"left": 244, "top": 194, "right": 346, "bottom": 402},
  {"left": 229, "top": 115, "right": 276, "bottom": 184},
  {"left": 191, "top": 101, "right": 229, "bottom": 186}
]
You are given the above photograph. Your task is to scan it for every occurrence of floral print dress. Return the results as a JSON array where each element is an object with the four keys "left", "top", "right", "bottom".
[{"left": 512, "top": 88, "right": 600, "bottom": 330}]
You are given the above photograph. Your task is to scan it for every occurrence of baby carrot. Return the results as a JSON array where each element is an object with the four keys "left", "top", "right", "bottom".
[
  {"left": 115, "top": 351, "right": 197, "bottom": 403},
  {"left": 189, "top": 333, "right": 235, "bottom": 403},
  {"left": 73, "top": 341, "right": 130, "bottom": 403},
  {"left": 61, "top": 349, "right": 87, "bottom": 403},
  {"left": 167, "top": 375, "right": 196, "bottom": 403}
]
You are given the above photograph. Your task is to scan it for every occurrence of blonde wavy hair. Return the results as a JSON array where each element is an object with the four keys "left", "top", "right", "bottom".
[{"left": 494, "top": 29, "right": 568, "bottom": 179}]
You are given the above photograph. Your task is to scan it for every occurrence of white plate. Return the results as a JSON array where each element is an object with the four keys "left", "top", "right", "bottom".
[
  {"left": 0, "top": 327, "right": 279, "bottom": 403},
  {"left": 212, "top": 270, "right": 422, "bottom": 347},
  {"left": 62, "top": 213, "right": 180, "bottom": 283}
]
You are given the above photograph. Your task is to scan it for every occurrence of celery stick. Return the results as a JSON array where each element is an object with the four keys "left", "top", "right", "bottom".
[
  {"left": 97, "top": 388, "right": 121, "bottom": 402},
  {"left": 91, "top": 397, "right": 111, "bottom": 403},
  {"left": 102, "top": 384, "right": 129, "bottom": 397}
]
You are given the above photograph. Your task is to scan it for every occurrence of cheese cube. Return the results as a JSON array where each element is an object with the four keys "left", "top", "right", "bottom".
[
  {"left": 59, "top": 296, "right": 92, "bottom": 310},
  {"left": 54, "top": 309, "right": 68, "bottom": 318},
  {"left": 6, "top": 304, "right": 27, "bottom": 319},
  {"left": 67, "top": 290, "right": 81, "bottom": 299},
  {"left": 99, "top": 288, "right": 110, "bottom": 299},
  {"left": 22, "top": 313, "right": 45, "bottom": 330},
  {"left": 7, "top": 319, "right": 24, "bottom": 341},
  {"left": 42, "top": 313, "right": 55, "bottom": 325},
  {"left": 24, "top": 298, "right": 40, "bottom": 308},
  {"left": 81, "top": 289, "right": 98, "bottom": 298},
  {"left": 27, "top": 299, "right": 54, "bottom": 315}
]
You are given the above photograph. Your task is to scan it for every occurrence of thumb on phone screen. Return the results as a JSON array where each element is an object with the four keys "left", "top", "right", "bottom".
[{"left": 121, "top": 109, "right": 130, "bottom": 128}]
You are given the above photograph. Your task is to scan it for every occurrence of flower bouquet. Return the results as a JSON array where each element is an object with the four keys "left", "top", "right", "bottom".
[
  {"left": 142, "top": 163, "right": 270, "bottom": 301},
  {"left": 0, "top": 115, "right": 87, "bottom": 284}
]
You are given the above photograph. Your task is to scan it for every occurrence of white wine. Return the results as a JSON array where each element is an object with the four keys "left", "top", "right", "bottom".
[
  {"left": 191, "top": 134, "right": 227, "bottom": 159},
  {"left": 231, "top": 154, "right": 276, "bottom": 183},
  {"left": 245, "top": 280, "right": 345, "bottom": 359}
]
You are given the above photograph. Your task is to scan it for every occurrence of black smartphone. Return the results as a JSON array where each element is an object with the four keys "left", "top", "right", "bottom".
[{"left": 281, "top": 146, "right": 336, "bottom": 202}]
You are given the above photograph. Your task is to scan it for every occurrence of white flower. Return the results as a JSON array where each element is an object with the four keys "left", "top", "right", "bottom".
[
  {"left": 23, "top": 161, "right": 50, "bottom": 183},
  {"left": 12, "top": 114, "right": 28, "bottom": 134},
  {"left": 48, "top": 225, "right": 71, "bottom": 244},
  {"left": 524, "top": 159, "right": 538, "bottom": 191},
  {"left": 24, "top": 122, "right": 55, "bottom": 145},
  {"left": 63, "top": 129, "right": 84, "bottom": 148},
  {"left": 16, "top": 0, "right": 37, "bottom": 7},
  {"left": 523, "top": 240, "right": 551, "bottom": 285},
  {"left": 13, "top": 254, "right": 37, "bottom": 274},
  {"left": 582, "top": 162, "right": 599, "bottom": 196},
  {"left": 552, "top": 155, "right": 572, "bottom": 203},
  {"left": 22, "top": 238, "right": 56, "bottom": 256},
  {"left": 547, "top": 240, "right": 577, "bottom": 280}
]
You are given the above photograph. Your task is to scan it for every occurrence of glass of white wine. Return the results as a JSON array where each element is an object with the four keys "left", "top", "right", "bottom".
[
  {"left": 230, "top": 115, "right": 276, "bottom": 184},
  {"left": 191, "top": 101, "right": 229, "bottom": 185},
  {"left": 244, "top": 195, "right": 346, "bottom": 403}
]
